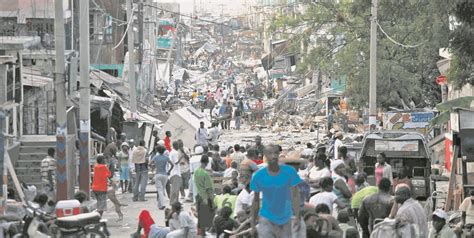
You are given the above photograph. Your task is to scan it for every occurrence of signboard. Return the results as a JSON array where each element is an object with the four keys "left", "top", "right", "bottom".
[
  {"left": 157, "top": 38, "right": 173, "bottom": 49},
  {"left": 374, "top": 140, "right": 419, "bottom": 152},
  {"left": 383, "top": 111, "right": 434, "bottom": 134}
]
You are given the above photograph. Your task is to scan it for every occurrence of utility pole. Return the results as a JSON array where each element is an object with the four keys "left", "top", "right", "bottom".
[
  {"left": 192, "top": 0, "right": 196, "bottom": 38},
  {"left": 79, "top": 0, "right": 91, "bottom": 197},
  {"left": 138, "top": 0, "right": 144, "bottom": 103},
  {"left": 0, "top": 111, "right": 5, "bottom": 214},
  {"left": 54, "top": 0, "right": 68, "bottom": 201},
  {"left": 127, "top": 0, "right": 138, "bottom": 117},
  {"left": 138, "top": 0, "right": 144, "bottom": 67},
  {"left": 368, "top": 0, "right": 378, "bottom": 131}
]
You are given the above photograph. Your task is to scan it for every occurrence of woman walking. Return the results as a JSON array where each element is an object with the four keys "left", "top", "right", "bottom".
[
  {"left": 92, "top": 154, "right": 111, "bottom": 215},
  {"left": 151, "top": 145, "right": 174, "bottom": 210},
  {"left": 117, "top": 142, "right": 130, "bottom": 193}
]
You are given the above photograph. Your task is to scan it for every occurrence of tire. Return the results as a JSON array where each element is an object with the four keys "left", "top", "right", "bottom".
[
  {"left": 84, "top": 223, "right": 110, "bottom": 238},
  {"left": 84, "top": 230, "right": 108, "bottom": 238}
]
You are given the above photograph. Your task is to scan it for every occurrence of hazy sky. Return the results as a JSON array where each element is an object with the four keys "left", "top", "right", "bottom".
[{"left": 160, "top": 0, "right": 249, "bottom": 16}]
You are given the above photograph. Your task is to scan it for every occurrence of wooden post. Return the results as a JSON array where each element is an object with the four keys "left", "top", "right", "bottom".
[{"left": 445, "top": 145, "right": 459, "bottom": 212}]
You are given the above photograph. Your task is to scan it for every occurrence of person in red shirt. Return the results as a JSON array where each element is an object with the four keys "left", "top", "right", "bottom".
[
  {"left": 92, "top": 154, "right": 111, "bottom": 215},
  {"left": 164, "top": 131, "right": 172, "bottom": 152}
]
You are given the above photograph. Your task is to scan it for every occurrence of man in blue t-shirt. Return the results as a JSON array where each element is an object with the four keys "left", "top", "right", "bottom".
[{"left": 250, "top": 144, "right": 302, "bottom": 238}]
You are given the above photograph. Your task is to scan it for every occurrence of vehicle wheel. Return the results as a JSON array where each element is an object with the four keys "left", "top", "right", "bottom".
[{"left": 85, "top": 230, "right": 108, "bottom": 238}]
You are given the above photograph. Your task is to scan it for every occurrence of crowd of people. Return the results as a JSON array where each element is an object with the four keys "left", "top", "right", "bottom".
[
  {"left": 35, "top": 120, "right": 464, "bottom": 238},
  {"left": 191, "top": 84, "right": 266, "bottom": 131}
]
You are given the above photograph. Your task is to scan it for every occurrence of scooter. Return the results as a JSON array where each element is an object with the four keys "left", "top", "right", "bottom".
[{"left": 22, "top": 201, "right": 110, "bottom": 237}]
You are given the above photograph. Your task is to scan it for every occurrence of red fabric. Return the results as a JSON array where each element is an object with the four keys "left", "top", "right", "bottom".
[
  {"left": 375, "top": 166, "right": 384, "bottom": 185},
  {"left": 225, "top": 156, "right": 232, "bottom": 168},
  {"left": 164, "top": 136, "right": 172, "bottom": 151},
  {"left": 445, "top": 137, "right": 453, "bottom": 172},
  {"left": 138, "top": 210, "right": 155, "bottom": 238},
  {"left": 91, "top": 164, "right": 111, "bottom": 192},
  {"left": 254, "top": 159, "right": 264, "bottom": 165}
]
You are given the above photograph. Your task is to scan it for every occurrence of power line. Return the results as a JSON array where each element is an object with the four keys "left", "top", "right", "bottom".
[
  {"left": 112, "top": 7, "right": 135, "bottom": 50},
  {"left": 376, "top": 21, "right": 424, "bottom": 48},
  {"left": 90, "top": 0, "right": 127, "bottom": 26},
  {"left": 142, "top": 3, "right": 293, "bottom": 28}
]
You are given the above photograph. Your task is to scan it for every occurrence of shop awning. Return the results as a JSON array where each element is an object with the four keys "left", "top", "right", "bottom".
[
  {"left": 431, "top": 96, "right": 474, "bottom": 126},
  {"left": 436, "top": 96, "right": 474, "bottom": 112},
  {"left": 429, "top": 111, "right": 450, "bottom": 127}
]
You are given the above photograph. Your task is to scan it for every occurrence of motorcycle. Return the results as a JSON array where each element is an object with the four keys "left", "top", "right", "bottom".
[{"left": 21, "top": 201, "right": 110, "bottom": 237}]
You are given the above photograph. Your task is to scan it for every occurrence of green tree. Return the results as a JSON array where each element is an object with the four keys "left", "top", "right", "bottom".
[
  {"left": 448, "top": 0, "right": 474, "bottom": 87},
  {"left": 270, "top": 0, "right": 449, "bottom": 110}
]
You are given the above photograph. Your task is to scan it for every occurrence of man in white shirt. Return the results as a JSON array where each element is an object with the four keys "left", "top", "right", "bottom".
[
  {"left": 195, "top": 121, "right": 208, "bottom": 147},
  {"left": 235, "top": 173, "right": 254, "bottom": 215},
  {"left": 460, "top": 190, "right": 474, "bottom": 226},
  {"left": 211, "top": 105, "right": 220, "bottom": 120},
  {"left": 223, "top": 87, "right": 229, "bottom": 101},
  {"left": 231, "top": 144, "right": 246, "bottom": 168},
  {"left": 309, "top": 177, "right": 345, "bottom": 213},
  {"left": 207, "top": 122, "right": 220, "bottom": 147},
  {"left": 169, "top": 141, "right": 182, "bottom": 205},
  {"left": 333, "top": 132, "right": 344, "bottom": 160}
]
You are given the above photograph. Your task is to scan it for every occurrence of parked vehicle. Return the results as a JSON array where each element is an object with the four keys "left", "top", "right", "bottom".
[
  {"left": 22, "top": 201, "right": 110, "bottom": 238},
  {"left": 359, "top": 131, "right": 432, "bottom": 200}
]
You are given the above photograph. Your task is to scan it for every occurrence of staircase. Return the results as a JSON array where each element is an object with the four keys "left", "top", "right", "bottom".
[{"left": 14, "top": 136, "right": 56, "bottom": 188}]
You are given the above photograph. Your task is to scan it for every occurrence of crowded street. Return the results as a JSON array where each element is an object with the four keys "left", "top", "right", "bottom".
[{"left": 0, "top": 0, "right": 473, "bottom": 237}]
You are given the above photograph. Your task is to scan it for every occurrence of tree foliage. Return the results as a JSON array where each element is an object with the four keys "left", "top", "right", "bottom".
[
  {"left": 448, "top": 0, "right": 474, "bottom": 87},
  {"left": 270, "top": 0, "right": 450, "bottom": 110}
]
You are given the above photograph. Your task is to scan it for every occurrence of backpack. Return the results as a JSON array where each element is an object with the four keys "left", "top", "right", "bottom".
[{"left": 370, "top": 219, "right": 419, "bottom": 238}]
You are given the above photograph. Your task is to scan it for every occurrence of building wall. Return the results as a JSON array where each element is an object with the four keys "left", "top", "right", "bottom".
[
  {"left": 0, "top": 0, "right": 72, "bottom": 48},
  {"left": 23, "top": 84, "right": 55, "bottom": 135},
  {"left": 89, "top": 0, "right": 126, "bottom": 70},
  {"left": 448, "top": 83, "right": 474, "bottom": 101}
]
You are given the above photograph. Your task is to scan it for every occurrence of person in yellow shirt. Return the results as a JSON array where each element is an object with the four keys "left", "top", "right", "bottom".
[
  {"left": 191, "top": 89, "right": 198, "bottom": 104},
  {"left": 214, "top": 185, "right": 237, "bottom": 217}
]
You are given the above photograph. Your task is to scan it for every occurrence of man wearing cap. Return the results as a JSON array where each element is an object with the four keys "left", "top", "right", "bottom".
[
  {"left": 430, "top": 209, "right": 456, "bottom": 238},
  {"left": 394, "top": 185, "right": 428, "bottom": 237},
  {"left": 333, "top": 131, "right": 344, "bottom": 160},
  {"left": 250, "top": 144, "right": 301, "bottom": 238}
]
